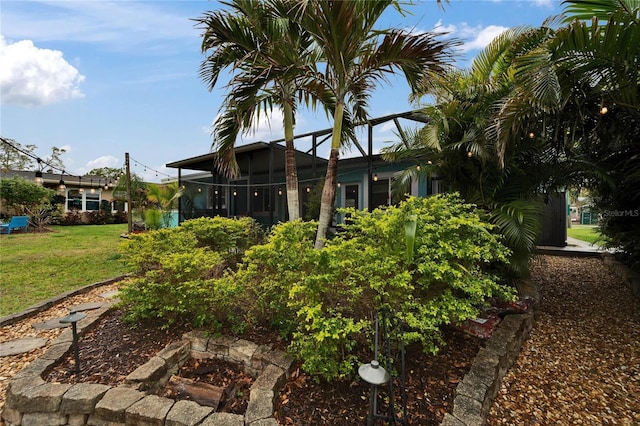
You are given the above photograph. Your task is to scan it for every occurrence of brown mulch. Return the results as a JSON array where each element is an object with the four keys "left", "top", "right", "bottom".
[
  {"left": 2, "top": 255, "right": 639, "bottom": 425},
  {"left": 487, "top": 255, "right": 640, "bottom": 425},
  {"left": 42, "top": 307, "right": 480, "bottom": 425}
]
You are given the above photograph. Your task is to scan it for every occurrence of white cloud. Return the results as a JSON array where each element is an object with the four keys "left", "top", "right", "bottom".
[
  {"left": 432, "top": 21, "right": 508, "bottom": 52},
  {"left": 240, "top": 109, "right": 286, "bottom": 143},
  {"left": 84, "top": 155, "right": 120, "bottom": 171},
  {"left": 463, "top": 25, "right": 509, "bottom": 51},
  {"left": 432, "top": 20, "right": 457, "bottom": 36},
  {"left": 533, "top": 0, "right": 554, "bottom": 8},
  {"left": 1, "top": 1, "right": 199, "bottom": 52},
  {"left": 0, "top": 36, "right": 85, "bottom": 107}
]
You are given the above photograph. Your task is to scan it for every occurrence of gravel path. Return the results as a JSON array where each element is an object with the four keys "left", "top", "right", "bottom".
[{"left": 487, "top": 255, "right": 640, "bottom": 425}]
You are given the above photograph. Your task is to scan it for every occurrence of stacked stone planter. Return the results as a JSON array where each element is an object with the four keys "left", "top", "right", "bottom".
[
  {"left": 1, "top": 309, "right": 293, "bottom": 426},
  {"left": 441, "top": 312, "right": 534, "bottom": 426}
]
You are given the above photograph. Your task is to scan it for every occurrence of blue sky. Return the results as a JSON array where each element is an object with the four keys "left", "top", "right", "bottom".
[{"left": 1, "top": 0, "right": 561, "bottom": 182}]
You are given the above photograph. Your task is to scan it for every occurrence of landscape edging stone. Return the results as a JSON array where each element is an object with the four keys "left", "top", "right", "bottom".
[
  {"left": 1, "top": 308, "right": 294, "bottom": 426},
  {"left": 602, "top": 253, "right": 640, "bottom": 300},
  {"left": 442, "top": 312, "right": 533, "bottom": 426}
]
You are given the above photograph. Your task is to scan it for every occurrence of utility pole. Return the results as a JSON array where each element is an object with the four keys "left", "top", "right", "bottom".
[{"left": 125, "top": 152, "right": 132, "bottom": 234}]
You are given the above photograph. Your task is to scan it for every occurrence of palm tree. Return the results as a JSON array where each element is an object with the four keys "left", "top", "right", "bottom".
[
  {"left": 146, "top": 182, "right": 182, "bottom": 228},
  {"left": 196, "top": 0, "right": 322, "bottom": 220},
  {"left": 382, "top": 26, "right": 573, "bottom": 279},
  {"left": 293, "top": 0, "right": 456, "bottom": 248},
  {"left": 492, "top": 0, "right": 640, "bottom": 267}
]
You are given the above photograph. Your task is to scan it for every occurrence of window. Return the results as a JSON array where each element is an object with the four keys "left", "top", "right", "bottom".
[
  {"left": 86, "top": 192, "right": 100, "bottom": 211},
  {"left": 252, "top": 187, "right": 270, "bottom": 213},
  {"left": 66, "top": 190, "right": 82, "bottom": 211},
  {"left": 371, "top": 178, "right": 391, "bottom": 208},
  {"left": 345, "top": 184, "right": 359, "bottom": 209}
]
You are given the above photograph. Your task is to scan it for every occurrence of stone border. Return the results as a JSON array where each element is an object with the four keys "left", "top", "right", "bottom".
[
  {"left": 441, "top": 312, "right": 534, "bottom": 426},
  {"left": 2, "top": 307, "right": 294, "bottom": 426},
  {"left": 602, "top": 253, "right": 640, "bottom": 300},
  {"left": 0, "top": 275, "right": 129, "bottom": 328}
]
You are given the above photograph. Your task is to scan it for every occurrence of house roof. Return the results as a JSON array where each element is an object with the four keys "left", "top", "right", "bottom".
[
  {"left": 1, "top": 169, "right": 116, "bottom": 189},
  {"left": 166, "top": 141, "right": 327, "bottom": 175},
  {"left": 166, "top": 110, "right": 429, "bottom": 176}
]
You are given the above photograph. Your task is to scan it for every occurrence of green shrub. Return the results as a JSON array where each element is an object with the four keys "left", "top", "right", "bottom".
[
  {"left": 118, "top": 253, "right": 240, "bottom": 328},
  {"left": 233, "top": 220, "right": 318, "bottom": 336},
  {"left": 117, "top": 217, "right": 261, "bottom": 329},
  {"left": 231, "top": 194, "right": 514, "bottom": 381},
  {"left": 144, "top": 208, "right": 163, "bottom": 230},
  {"left": 179, "top": 216, "right": 263, "bottom": 263}
]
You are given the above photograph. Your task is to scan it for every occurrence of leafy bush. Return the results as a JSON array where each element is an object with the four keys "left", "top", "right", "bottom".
[
  {"left": 117, "top": 217, "right": 262, "bottom": 328},
  {"left": 59, "top": 210, "right": 82, "bottom": 226},
  {"left": 143, "top": 208, "right": 163, "bottom": 230},
  {"left": 118, "top": 195, "right": 513, "bottom": 381},
  {"left": 0, "top": 177, "right": 53, "bottom": 215},
  {"left": 232, "top": 220, "right": 318, "bottom": 336},
  {"left": 85, "top": 210, "right": 110, "bottom": 225},
  {"left": 232, "top": 194, "right": 513, "bottom": 380},
  {"left": 179, "top": 216, "right": 263, "bottom": 264}
]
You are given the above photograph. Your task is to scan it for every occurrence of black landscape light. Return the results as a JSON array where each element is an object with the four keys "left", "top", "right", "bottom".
[
  {"left": 359, "top": 313, "right": 391, "bottom": 426},
  {"left": 359, "top": 311, "right": 409, "bottom": 426},
  {"left": 59, "top": 310, "right": 86, "bottom": 374}
]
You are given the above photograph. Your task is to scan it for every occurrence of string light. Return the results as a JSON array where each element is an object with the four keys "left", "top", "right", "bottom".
[
  {"left": 373, "top": 174, "right": 378, "bottom": 182},
  {"left": 58, "top": 173, "right": 66, "bottom": 191},
  {"left": 600, "top": 106, "right": 608, "bottom": 115}
]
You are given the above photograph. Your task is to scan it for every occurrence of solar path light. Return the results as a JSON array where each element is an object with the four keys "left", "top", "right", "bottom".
[{"left": 59, "top": 310, "right": 86, "bottom": 374}]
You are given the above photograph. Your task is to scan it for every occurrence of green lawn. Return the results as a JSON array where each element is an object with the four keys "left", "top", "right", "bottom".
[
  {"left": 567, "top": 224, "right": 602, "bottom": 245},
  {"left": 0, "top": 224, "right": 132, "bottom": 316}
]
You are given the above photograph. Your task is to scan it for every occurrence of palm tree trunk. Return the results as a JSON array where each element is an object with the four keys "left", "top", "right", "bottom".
[
  {"left": 283, "top": 101, "right": 300, "bottom": 220},
  {"left": 315, "top": 102, "right": 343, "bottom": 249}
]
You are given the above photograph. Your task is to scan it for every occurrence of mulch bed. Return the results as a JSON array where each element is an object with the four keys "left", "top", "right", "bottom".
[{"left": 45, "top": 308, "right": 483, "bottom": 425}]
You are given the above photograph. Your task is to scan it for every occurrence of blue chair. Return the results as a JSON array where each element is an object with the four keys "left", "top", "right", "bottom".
[{"left": 0, "top": 216, "right": 29, "bottom": 234}]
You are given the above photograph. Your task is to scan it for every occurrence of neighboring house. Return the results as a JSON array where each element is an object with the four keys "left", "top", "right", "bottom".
[
  {"left": 0, "top": 169, "right": 126, "bottom": 214},
  {"left": 166, "top": 111, "right": 444, "bottom": 227}
]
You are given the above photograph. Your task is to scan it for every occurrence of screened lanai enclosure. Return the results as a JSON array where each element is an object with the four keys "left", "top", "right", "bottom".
[{"left": 166, "top": 111, "right": 444, "bottom": 227}]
